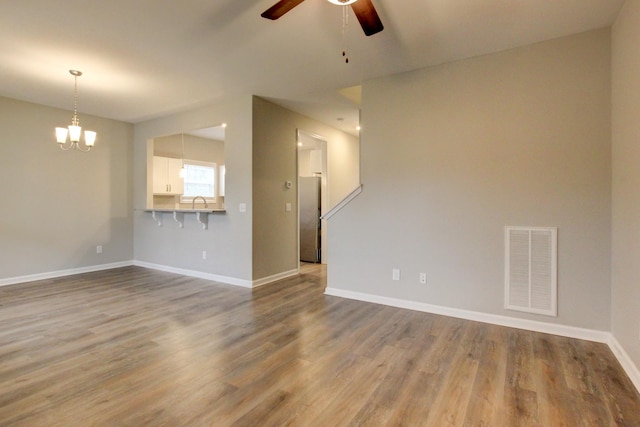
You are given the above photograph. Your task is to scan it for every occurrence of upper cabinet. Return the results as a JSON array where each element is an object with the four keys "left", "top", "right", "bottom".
[{"left": 153, "top": 156, "right": 184, "bottom": 195}]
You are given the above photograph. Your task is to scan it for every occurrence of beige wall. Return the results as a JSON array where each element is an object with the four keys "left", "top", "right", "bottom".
[
  {"left": 153, "top": 134, "right": 224, "bottom": 163},
  {"left": 252, "top": 97, "right": 299, "bottom": 279},
  {"left": 327, "top": 131, "right": 360, "bottom": 208},
  {"left": 329, "top": 29, "right": 612, "bottom": 330},
  {"left": 612, "top": 1, "right": 640, "bottom": 372},
  {"left": 252, "top": 97, "right": 360, "bottom": 279},
  {"left": 134, "top": 95, "right": 358, "bottom": 283},
  {"left": 133, "top": 96, "right": 254, "bottom": 281},
  {"left": 298, "top": 149, "right": 313, "bottom": 177},
  {"left": 0, "top": 96, "right": 133, "bottom": 279}
]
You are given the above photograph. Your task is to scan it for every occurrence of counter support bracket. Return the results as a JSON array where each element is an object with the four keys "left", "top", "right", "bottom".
[
  {"left": 173, "top": 212, "right": 185, "bottom": 228},
  {"left": 147, "top": 209, "right": 223, "bottom": 230},
  {"left": 196, "top": 212, "right": 208, "bottom": 230},
  {"left": 152, "top": 211, "right": 163, "bottom": 227}
]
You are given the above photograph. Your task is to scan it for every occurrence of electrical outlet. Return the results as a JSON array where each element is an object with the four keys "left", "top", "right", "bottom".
[
  {"left": 285, "top": 202, "right": 292, "bottom": 212},
  {"left": 239, "top": 203, "right": 247, "bottom": 213},
  {"left": 96, "top": 245, "right": 103, "bottom": 254},
  {"left": 392, "top": 269, "right": 400, "bottom": 281},
  {"left": 419, "top": 273, "right": 427, "bottom": 284},
  {"left": 202, "top": 250, "right": 207, "bottom": 260}
]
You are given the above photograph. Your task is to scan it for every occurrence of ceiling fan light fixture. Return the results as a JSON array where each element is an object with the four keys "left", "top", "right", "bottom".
[{"left": 327, "top": 0, "right": 358, "bottom": 5}]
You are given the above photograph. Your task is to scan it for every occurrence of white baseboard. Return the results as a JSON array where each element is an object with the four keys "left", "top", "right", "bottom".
[
  {"left": 132, "top": 261, "right": 298, "bottom": 289},
  {"left": 1, "top": 260, "right": 300, "bottom": 291},
  {"left": 0, "top": 261, "right": 134, "bottom": 287},
  {"left": 608, "top": 335, "right": 640, "bottom": 394},
  {"left": 325, "top": 286, "right": 640, "bottom": 395},
  {"left": 133, "top": 260, "right": 254, "bottom": 288},
  {"left": 325, "top": 287, "right": 610, "bottom": 342},
  {"left": 252, "top": 269, "right": 299, "bottom": 288}
]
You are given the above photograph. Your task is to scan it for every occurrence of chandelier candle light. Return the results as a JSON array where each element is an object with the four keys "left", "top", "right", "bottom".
[{"left": 55, "top": 70, "right": 96, "bottom": 151}]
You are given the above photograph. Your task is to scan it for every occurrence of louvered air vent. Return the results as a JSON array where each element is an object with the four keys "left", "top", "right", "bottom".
[{"left": 504, "top": 226, "right": 557, "bottom": 317}]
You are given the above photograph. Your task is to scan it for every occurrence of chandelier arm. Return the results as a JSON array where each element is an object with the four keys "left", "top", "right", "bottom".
[
  {"left": 59, "top": 142, "right": 75, "bottom": 151},
  {"left": 75, "top": 143, "right": 91, "bottom": 152}
]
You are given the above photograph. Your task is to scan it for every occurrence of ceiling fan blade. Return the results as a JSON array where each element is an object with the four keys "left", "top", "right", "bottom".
[
  {"left": 261, "top": 0, "right": 306, "bottom": 20},
  {"left": 350, "top": 0, "right": 384, "bottom": 36}
]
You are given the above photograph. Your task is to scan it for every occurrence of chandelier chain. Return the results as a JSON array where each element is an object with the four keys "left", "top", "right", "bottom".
[{"left": 72, "top": 74, "right": 79, "bottom": 127}]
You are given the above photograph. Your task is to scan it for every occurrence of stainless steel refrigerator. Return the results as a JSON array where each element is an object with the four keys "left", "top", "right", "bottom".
[{"left": 299, "top": 176, "right": 321, "bottom": 263}]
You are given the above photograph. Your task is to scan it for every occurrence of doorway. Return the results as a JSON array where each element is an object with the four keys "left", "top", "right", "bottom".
[{"left": 297, "top": 130, "right": 328, "bottom": 265}]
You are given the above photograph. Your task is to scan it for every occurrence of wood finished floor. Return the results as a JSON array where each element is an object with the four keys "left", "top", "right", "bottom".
[{"left": 0, "top": 264, "right": 639, "bottom": 426}]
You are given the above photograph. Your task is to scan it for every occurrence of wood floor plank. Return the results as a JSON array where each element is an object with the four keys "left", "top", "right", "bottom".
[
  {"left": 463, "top": 328, "right": 509, "bottom": 426},
  {"left": 423, "top": 328, "right": 480, "bottom": 426},
  {"left": 0, "top": 265, "right": 639, "bottom": 426}
]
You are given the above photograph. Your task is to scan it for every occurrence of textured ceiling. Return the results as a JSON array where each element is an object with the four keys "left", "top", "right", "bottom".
[{"left": 0, "top": 0, "right": 625, "bottom": 135}]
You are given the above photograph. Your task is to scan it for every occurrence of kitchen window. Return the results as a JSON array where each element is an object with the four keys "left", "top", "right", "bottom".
[{"left": 180, "top": 160, "right": 216, "bottom": 204}]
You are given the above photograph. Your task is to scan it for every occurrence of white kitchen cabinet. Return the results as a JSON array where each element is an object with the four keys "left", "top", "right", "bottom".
[{"left": 153, "top": 156, "right": 184, "bottom": 195}]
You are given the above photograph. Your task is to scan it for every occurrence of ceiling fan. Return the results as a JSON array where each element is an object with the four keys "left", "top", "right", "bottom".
[{"left": 261, "top": 0, "right": 384, "bottom": 37}]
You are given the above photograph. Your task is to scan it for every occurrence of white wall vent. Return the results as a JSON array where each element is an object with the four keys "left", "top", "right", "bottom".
[{"left": 504, "top": 226, "right": 557, "bottom": 317}]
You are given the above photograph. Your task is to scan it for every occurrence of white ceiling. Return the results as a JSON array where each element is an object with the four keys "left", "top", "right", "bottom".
[{"left": 0, "top": 0, "right": 624, "bottom": 135}]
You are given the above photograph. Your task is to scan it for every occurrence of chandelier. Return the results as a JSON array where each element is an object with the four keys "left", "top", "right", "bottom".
[{"left": 55, "top": 70, "right": 96, "bottom": 151}]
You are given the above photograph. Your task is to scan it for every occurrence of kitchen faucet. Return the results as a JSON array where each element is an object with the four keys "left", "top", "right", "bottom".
[{"left": 192, "top": 196, "right": 208, "bottom": 209}]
